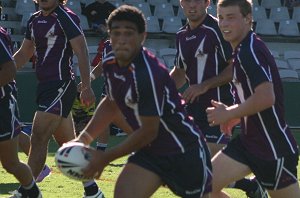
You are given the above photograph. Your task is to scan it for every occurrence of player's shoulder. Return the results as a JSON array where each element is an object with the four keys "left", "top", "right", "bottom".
[{"left": 54, "top": 4, "right": 80, "bottom": 22}]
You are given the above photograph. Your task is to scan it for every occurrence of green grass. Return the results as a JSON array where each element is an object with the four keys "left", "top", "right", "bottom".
[{"left": 1, "top": 131, "right": 300, "bottom": 198}]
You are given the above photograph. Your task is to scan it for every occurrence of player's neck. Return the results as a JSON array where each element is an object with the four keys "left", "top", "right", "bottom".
[
  {"left": 188, "top": 13, "right": 207, "bottom": 30},
  {"left": 41, "top": 3, "right": 59, "bottom": 16}
]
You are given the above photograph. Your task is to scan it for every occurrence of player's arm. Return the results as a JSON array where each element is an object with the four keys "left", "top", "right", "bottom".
[
  {"left": 90, "top": 61, "right": 103, "bottom": 81},
  {"left": 183, "top": 62, "right": 233, "bottom": 103},
  {"left": 13, "top": 38, "right": 35, "bottom": 69},
  {"left": 70, "top": 35, "right": 95, "bottom": 106},
  {"left": 207, "top": 81, "right": 275, "bottom": 125},
  {"left": 169, "top": 67, "right": 186, "bottom": 89},
  {"left": 0, "top": 60, "right": 16, "bottom": 86},
  {"left": 82, "top": 113, "right": 160, "bottom": 179}
]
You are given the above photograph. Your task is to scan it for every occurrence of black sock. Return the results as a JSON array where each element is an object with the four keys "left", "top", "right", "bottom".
[
  {"left": 23, "top": 180, "right": 41, "bottom": 198},
  {"left": 18, "top": 185, "right": 27, "bottom": 197},
  {"left": 229, "top": 178, "right": 257, "bottom": 193},
  {"left": 84, "top": 182, "right": 99, "bottom": 196}
]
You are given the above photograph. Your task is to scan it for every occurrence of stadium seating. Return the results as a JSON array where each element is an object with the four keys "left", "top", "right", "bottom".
[
  {"left": 269, "top": 7, "right": 290, "bottom": 22},
  {"left": 255, "top": 19, "right": 278, "bottom": 36},
  {"left": 132, "top": 2, "right": 152, "bottom": 17},
  {"left": 78, "top": 14, "right": 90, "bottom": 30},
  {"left": 176, "top": 7, "right": 187, "bottom": 20},
  {"left": 275, "top": 59, "right": 290, "bottom": 69},
  {"left": 278, "top": 19, "right": 300, "bottom": 37},
  {"left": 144, "top": 38, "right": 172, "bottom": 50},
  {"left": 153, "top": 3, "right": 175, "bottom": 19},
  {"left": 283, "top": 50, "right": 300, "bottom": 71},
  {"left": 66, "top": 0, "right": 82, "bottom": 14},
  {"left": 261, "top": 0, "right": 282, "bottom": 9},
  {"left": 145, "top": 16, "right": 161, "bottom": 33},
  {"left": 207, "top": 4, "right": 217, "bottom": 17},
  {"left": 169, "top": 0, "right": 180, "bottom": 7},
  {"left": 252, "top": 6, "right": 267, "bottom": 22},
  {"left": 278, "top": 69, "right": 299, "bottom": 82},
  {"left": 162, "top": 16, "right": 183, "bottom": 34},
  {"left": 292, "top": 7, "right": 300, "bottom": 23},
  {"left": 15, "top": 0, "right": 36, "bottom": 15},
  {"left": 147, "top": 0, "right": 168, "bottom": 6}
]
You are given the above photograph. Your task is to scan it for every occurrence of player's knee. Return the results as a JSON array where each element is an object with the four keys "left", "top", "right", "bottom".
[{"left": 2, "top": 160, "right": 23, "bottom": 174}]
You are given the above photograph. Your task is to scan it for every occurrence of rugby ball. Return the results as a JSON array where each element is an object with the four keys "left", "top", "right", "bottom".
[{"left": 55, "top": 141, "right": 93, "bottom": 181}]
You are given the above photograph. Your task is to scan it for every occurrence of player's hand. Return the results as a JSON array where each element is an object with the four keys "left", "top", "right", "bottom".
[
  {"left": 206, "top": 100, "right": 229, "bottom": 126},
  {"left": 220, "top": 118, "right": 240, "bottom": 135},
  {"left": 182, "top": 84, "right": 208, "bottom": 103},
  {"left": 82, "top": 149, "right": 109, "bottom": 180},
  {"left": 80, "top": 87, "right": 95, "bottom": 107}
]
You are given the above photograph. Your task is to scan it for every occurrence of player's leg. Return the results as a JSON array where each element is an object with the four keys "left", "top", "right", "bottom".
[
  {"left": 52, "top": 113, "right": 76, "bottom": 146},
  {"left": 211, "top": 150, "right": 252, "bottom": 198},
  {"left": 0, "top": 138, "right": 42, "bottom": 197},
  {"left": 268, "top": 183, "right": 300, "bottom": 198},
  {"left": 19, "top": 131, "right": 52, "bottom": 182},
  {"left": 28, "top": 111, "right": 62, "bottom": 178},
  {"left": 115, "top": 162, "right": 162, "bottom": 198}
]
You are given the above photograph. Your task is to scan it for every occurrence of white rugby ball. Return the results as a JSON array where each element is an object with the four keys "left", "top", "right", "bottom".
[{"left": 55, "top": 141, "right": 93, "bottom": 181}]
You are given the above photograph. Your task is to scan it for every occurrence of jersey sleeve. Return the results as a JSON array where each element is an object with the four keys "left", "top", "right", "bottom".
[
  {"left": 0, "top": 36, "right": 13, "bottom": 65},
  {"left": 239, "top": 46, "right": 271, "bottom": 89}
]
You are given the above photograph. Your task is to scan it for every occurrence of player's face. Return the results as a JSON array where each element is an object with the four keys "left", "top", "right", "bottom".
[
  {"left": 109, "top": 20, "right": 145, "bottom": 67},
  {"left": 38, "top": 0, "right": 59, "bottom": 11},
  {"left": 218, "top": 5, "right": 251, "bottom": 48},
  {"left": 180, "top": 0, "right": 210, "bottom": 24}
]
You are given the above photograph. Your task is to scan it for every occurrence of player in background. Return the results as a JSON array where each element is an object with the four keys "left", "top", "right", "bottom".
[
  {"left": 75, "top": 5, "right": 212, "bottom": 198},
  {"left": 13, "top": 0, "right": 101, "bottom": 197},
  {"left": 0, "top": 23, "right": 42, "bottom": 198},
  {"left": 207, "top": 0, "right": 300, "bottom": 197},
  {"left": 170, "top": 0, "right": 264, "bottom": 197}
]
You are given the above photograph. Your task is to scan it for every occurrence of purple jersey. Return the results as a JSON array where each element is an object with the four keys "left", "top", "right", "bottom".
[
  {"left": 0, "top": 26, "right": 17, "bottom": 99},
  {"left": 25, "top": 5, "right": 83, "bottom": 82},
  {"left": 232, "top": 31, "right": 298, "bottom": 160},
  {"left": 102, "top": 47, "right": 206, "bottom": 155},
  {"left": 175, "top": 14, "right": 234, "bottom": 127}
]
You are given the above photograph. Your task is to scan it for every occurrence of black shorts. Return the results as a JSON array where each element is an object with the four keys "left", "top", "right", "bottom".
[
  {"left": 36, "top": 80, "right": 77, "bottom": 118},
  {"left": 0, "top": 93, "right": 21, "bottom": 141},
  {"left": 186, "top": 104, "right": 231, "bottom": 144},
  {"left": 223, "top": 136, "right": 299, "bottom": 190},
  {"left": 128, "top": 146, "right": 212, "bottom": 197}
]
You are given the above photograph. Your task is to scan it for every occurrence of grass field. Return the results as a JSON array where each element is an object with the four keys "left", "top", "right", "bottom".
[{"left": 1, "top": 130, "right": 300, "bottom": 198}]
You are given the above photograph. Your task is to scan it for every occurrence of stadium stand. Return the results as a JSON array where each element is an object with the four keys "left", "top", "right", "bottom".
[
  {"left": 147, "top": 0, "right": 168, "bottom": 6},
  {"left": 255, "top": 19, "right": 278, "bottom": 36},
  {"left": 15, "top": 0, "right": 36, "bottom": 15},
  {"left": 292, "top": 7, "right": 300, "bottom": 22},
  {"left": 132, "top": 2, "right": 152, "bottom": 17},
  {"left": 278, "top": 19, "right": 300, "bottom": 36},
  {"left": 146, "top": 16, "right": 162, "bottom": 33},
  {"left": 153, "top": 3, "right": 175, "bottom": 19},
  {"left": 162, "top": 16, "right": 183, "bottom": 34},
  {"left": 252, "top": 6, "right": 268, "bottom": 22},
  {"left": 269, "top": 6, "right": 290, "bottom": 22},
  {"left": 261, "top": 0, "right": 282, "bottom": 9}
]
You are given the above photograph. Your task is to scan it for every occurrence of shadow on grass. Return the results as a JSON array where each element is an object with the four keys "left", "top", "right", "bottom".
[{"left": 0, "top": 182, "right": 19, "bottom": 194}]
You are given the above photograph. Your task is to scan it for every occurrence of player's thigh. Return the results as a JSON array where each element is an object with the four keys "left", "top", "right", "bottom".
[
  {"left": 53, "top": 113, "right": 76, "bottom": 146},
  {"left": 0, "top": 137, "right": 19, "bottom": 168},
  {"left": 115, "top": 162, "right": 162, "bottom": 198},
  {"left": 268, "top": 182, "right": 300, "bottom": 198},
  {"left": 212, "top": 152, "right": 251, "bottom": 191},
  {"left": 31, "top": 111, "right": 61, "bottom": 142},
  {"left": 207, "top": 142, "right": 226, "bottom": 158}
]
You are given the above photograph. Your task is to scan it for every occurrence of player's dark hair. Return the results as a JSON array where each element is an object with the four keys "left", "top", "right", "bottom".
[
  {"left": 218, "top": 0, "right": 252, "bottom": 17},
  {"left": 107, "top": 5, "right": 146, "bottom": 34},
  {"left": 33, "top": 0, "right": 67, "bottom": 5}
]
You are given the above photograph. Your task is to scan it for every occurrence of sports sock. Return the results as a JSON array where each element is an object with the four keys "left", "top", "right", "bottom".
[
  {"left": 83, "top": 181, "right": 99, "bottom": 196},
  {"left": 23, "top": 180, "right": 40, "bottom": 198},
  {"left": 96, "top": 142, "right": 107, "bottom": 151},
  {"left": 228, "top": 178, "right": 257, "bottom": 193}
]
